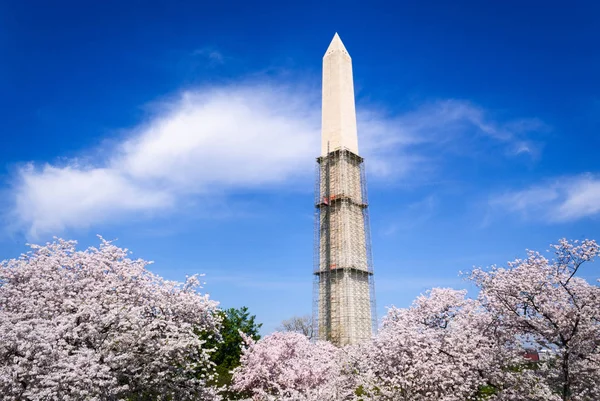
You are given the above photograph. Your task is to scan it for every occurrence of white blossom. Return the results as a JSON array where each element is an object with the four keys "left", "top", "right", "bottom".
[
  {"left": 232, "top": 331, "right": 355, "bottom": 401},
  {"left": 0, "top": 238, "right": 221, "bottom": 400}
]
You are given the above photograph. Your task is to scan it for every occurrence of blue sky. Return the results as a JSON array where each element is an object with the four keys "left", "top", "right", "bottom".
[{"left": 1, "top": 0, "right": 599, "bottom": 333}]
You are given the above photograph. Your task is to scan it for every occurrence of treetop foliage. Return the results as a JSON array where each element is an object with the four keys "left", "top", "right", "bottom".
[
  {"left": 1, "top": 237, "right": 598, "bottom": 401},
  {"left": 0, "top": 238, "right": 220, "bottom": 400},
  {"left": 233, "top": 238, "right": 600, "bottom": 401},
  {"left": 203, "top": 306, "right": 262, "bottom": 390}
]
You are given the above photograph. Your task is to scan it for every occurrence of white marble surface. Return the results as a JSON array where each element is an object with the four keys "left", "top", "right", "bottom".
[{"left": 321, "top": 33, "right": 359, "bottom": 156}]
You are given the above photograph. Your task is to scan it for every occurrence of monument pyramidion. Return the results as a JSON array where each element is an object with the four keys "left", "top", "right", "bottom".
[{"left": 313, "top": 33, "right": 377, "bottom": 346}]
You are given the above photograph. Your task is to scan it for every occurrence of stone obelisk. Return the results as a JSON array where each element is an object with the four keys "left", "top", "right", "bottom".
[{"left": 313, "top": 33, "right": 376, "bottom": 346}]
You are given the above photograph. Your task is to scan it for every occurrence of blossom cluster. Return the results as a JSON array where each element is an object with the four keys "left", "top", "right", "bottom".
[
  {"left": 1, "top": 237, "right": 597, "bottom": 400},
  {"left": 234, "top": 239, "right": 600, "bottom": 401},
  {"left": 0, "top": 238, "right": 220, "bottom": 400}
]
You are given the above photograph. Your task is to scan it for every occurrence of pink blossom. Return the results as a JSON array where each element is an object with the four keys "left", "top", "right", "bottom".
[{"left": 0, "top": 238, "right": 221, "bottom": 400}]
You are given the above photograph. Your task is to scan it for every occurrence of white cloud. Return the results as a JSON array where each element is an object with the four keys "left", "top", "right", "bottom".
[
  {"left": 358, "top": 99, "right": 546, "bottom": 178},
  {"left": 119, "top": 86, "right": 319, "bottom": 190},
  {"left": 10, "top": 84, "right": 322, "bottom": 237},
  {"left": 13, "top": 165, "right": 172, "bottom": 238},
  {"left": 491, "top": 174, "right": 600, "bottom": 222},
  {"left": 7, "top": 82, "right": 546, "bottom": 238},
  {"left": 392, "top": 99, "right": 546, "bottom": 156}
]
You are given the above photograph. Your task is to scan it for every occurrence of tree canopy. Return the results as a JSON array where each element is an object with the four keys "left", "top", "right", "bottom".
[
  {"left": 203, "top": 306, "right": 262, "bottom": 392},
  {"left": 0, "top": 238, "right": 220, "bottom": 400},
  {"left": 2, "top": 237, "right": 599, "bottom": 400},
  {"left": 233, "top": 239, "right": 600, "bottom": 401}
]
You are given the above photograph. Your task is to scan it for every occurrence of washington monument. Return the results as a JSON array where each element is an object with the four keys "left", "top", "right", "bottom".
[{"left": 313, "top": 33, "right": 376, "bottom": 346}]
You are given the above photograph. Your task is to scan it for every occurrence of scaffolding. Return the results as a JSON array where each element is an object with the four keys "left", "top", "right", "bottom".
[{"left": 312, "top": 148, "right": 377, "bottom": 346}]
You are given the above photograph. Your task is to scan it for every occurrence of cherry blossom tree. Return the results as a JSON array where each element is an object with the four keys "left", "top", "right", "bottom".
[
  {"left": 354, "top": 288, "right": 498, "bottom": 400},
  {"left": 470, "top": 238, "right": 600, "bottom": 401},
  {"left": 227, "top": 238, "right": 600, "bottom": 401},
  {"left": 232, "top": 331, "right": 355, "bottom": 401},
  {"left": 0, "top": 238, "right": 221, "bottom": 400}
]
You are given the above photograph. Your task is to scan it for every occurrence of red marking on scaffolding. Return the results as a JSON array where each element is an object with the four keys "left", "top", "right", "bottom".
[{"left": 323, "top": 195, "right": 341, "bottom": 205}]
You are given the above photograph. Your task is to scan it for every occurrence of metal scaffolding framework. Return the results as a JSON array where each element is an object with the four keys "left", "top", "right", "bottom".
[{"left": 312, "top": 148, "right": 377, "bottom": 346}]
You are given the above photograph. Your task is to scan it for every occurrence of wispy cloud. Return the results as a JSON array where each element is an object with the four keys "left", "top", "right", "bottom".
[
  {"left": 390, "top": 100, "right": 546, "bottom": 155},
  {"left": 191, "top": 47, "right": 226, "bottom": 65},
  {"left": 5, "top": 81, "right": 546, "bottom": 238},
  {"left": 9, "top": 83, "right": 320, "bottom": 238},
  {"left": 358, "top": 99, "right": 547, "bottom": 178},
  {"left": 490, "top": 173, "right": 600, "bottom": 222},
  {"left": 380, "top": 195, "right": 439, "bottom": 236}
]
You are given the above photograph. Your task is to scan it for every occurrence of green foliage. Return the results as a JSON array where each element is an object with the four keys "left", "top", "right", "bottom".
[
  {"left": 471, "top": 357, "right": 542, "bottom": 400},
  {"left": 354, "top": 384, "right": 366, "bottom": 397},
  {"left": 202, "top": 306, "right": 262, "bottom": 395},
  {"left": 473, "top": 384, "right": 498, "bottom": 400}
]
